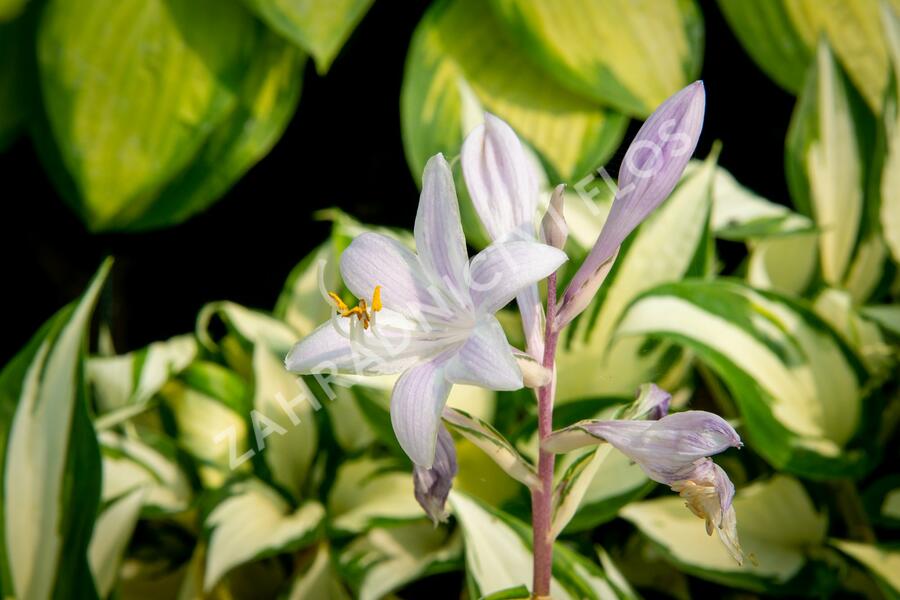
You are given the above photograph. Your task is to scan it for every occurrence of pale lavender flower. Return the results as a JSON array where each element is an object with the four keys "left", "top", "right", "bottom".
[
  {"left": 624, "top": 382, "right": 671, "bottom": 421},
  {"left": 462, "top": 114, "right": 548, "bottom": 357},
  {"left": 671, "top": 458, "right": 744, "bottom": 565},
  {"left": 558, "top": 81, "right": 706, "bottom": 327},
  {"left": 285, "top": 153, "right": 567, "bottom": 467},
  {"left": 413, "top": 425, "right": 458, "bottom": 524},
  {"left": 544, "top": 406, "right": 745, "bottom": 563}
]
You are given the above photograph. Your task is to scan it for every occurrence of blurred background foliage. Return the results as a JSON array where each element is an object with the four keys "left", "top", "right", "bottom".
[{"left": 1, "top": 0, "right": 900, "bottom": 599}]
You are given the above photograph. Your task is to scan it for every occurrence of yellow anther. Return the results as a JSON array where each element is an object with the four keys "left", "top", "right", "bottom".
[
  {"left": 329, "top": 286, "right": 382, "bottom": 331},
  {"left": 328, "top": 291, "right": 350, "bottom": 314},
  {"left": 372, "top": 285, "right": 382, "bottom": 312}
]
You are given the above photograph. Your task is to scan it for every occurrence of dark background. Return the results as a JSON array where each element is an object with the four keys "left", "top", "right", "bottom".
[{"left": 0, "top": 0, "right": 794, "bottom": 365}]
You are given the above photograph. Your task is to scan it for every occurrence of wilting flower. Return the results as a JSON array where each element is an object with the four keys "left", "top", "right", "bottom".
[
  {"left": 544, "top": 405, "right": 745, "bottom": 563},
  {"left": 285, "top": 154, "right": 567, "bottom": 467},
  {"left": 462, "top": 114, "right": 548, "bottom": 357},
  {"left": 671, "top": 458, "right": 743, "bottom": 564},
  {"left": 558, "top": 81, "right": 706, "bottom": 327},
  {"left": 413, "top": 425, "right": 458, "bottom": 524}
]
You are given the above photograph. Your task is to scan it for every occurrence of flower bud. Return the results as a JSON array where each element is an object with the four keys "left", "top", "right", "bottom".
[
  {"left": 540, "top": 184, "right": 568, "bottom": 250},
  {"left": 559, "top": 81, "right": 705, "bottom": 327},
  {"left": 413, "top": 425, "right": 457, "bottom": 525}
]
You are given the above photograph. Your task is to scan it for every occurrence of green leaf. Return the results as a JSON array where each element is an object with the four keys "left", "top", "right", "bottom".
[
  {"left": 622, "top": 476, "right": 827, "bottom": 591},
  {"left": 159, "top": 363, "right": 253, "bottom": 488},
  {"left": 812, "top": 288, "right": 892, "bottom": 376},
  {"left": 242, "top": 0, "right": 372, "bottom": 73},
  {"left": 487, "top": 0, "right": 703, "bottom": 118},
  {"left": 556, "top": 150, "right": 716, "bottom": 401},
  {"left": 98, "top": 430, "right": 192, "bottom": 515},
  {"left": 0, "top": 259, "right": 111, "bottom": 600},
  {"left": 692, "top": 161, "right": 814, "bottom": 240},
  {"left": 287, "top": 544, "right": 352, "bottom": 600},
  {"left": 203, "top": 479, "right": 324, "bottom": 590},
  {"left": 449, "top": 491, "right": 634, "bottom": 599},
  {"left": 482, "top": 585, "right": 532, "bottom": 600},
  {"left": 883, "top": 488, "right": 900, "bottom": 520},
  {"left": 36, "top": 0, "right": 262, "bottom": 231},
  {"left": 831, "top": 540, "right": 900, "bottom": 599},
  {"left": 881, "top": 1, "right": 900, "bottom": 264},
  {"left": 746, "top": 232, "right": 819, "bottom": 296},
  {"left": 327, "top": 457, "right": 422, "bottom": 534},
  {"left": 87, "top": 334, "right": 197, "bottom": 416},
  {"left": 0, "top": 13, "right": 35, "bottom": 150},
  {"left": 197, "top": 301, "right": 298, "bottom": 360},
  {"left": 552, "top": 444, "right": 652, "bottom": 536},
  {"left": 616, "top": 279, "right": 869, "bottom": 478},
  {"left": 716, "top": 0, "right": 812, "bottom": 95},
  {"left": 338, "top": 522, "right": 462, "bottom": 600},
  {"left": 0, "top": 0, "right": 27, "bottom": 22},
  {"left": 275, "top": 241, "right": 342, "bottom": 337},
  {"left": 718, "top": 0, "right": 900, "bottom": 112},
  {"left": 443, "top": 407, "right": 540, "bottom": 490},
  {"left": 251, "top": 343, "right": 317, "bottom": 499},
  {"left": 862, "top": 303, "right": 900, "bottom": 336},
  {"left": 127, "top": 30, "right": 305, "bottom": 231},
  {"left": 786, "top": 40, "right": 876, "bottom": 291},
  {"left": 88, "top": 487, "right": 145, "bottom": 597},
  {"left": 401, "top": 0, "right": 627, "bottom": 184}
]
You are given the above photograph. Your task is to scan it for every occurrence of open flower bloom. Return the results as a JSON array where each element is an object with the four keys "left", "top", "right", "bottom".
[
  {"left": 544, "top": 408, "right": 745, "bottom": 563},
  {"left": 285, "top": 153, "right": 567, "bottom": 467},
  {"left": 559, "top": 81, "right": 706, "bottom": 327},
  {"left": 461, "top": 114, "right": 546, "bottom": 357}
]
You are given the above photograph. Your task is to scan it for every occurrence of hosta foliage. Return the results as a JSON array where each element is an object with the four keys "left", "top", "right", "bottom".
[
  {"left": 718, "top": 0, "right": 900, "bottom": 112},
  {"left": 1, "top": 0, "right": 372, "bottom": 232}
]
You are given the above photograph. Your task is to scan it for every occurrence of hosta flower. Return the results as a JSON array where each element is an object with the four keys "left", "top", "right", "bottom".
[
  {"left": 624, "top": 382, "right": 672, "bottom": 421},
  {"left": 559, "top": 81, "right": 706, "bottom": 326},
  {"left": 413, "top": 425, "right": 457, "bottom": 524},
  {"left": 285, "top": 154, "right": 567, "bottom": 467},
  {"left": 671, "top": 458, "right": 743, "bottom": 565},
  {"left": 462, "top": 114, "right": 547, "bottom": 357},
  {"left": 544, "top": 407, "right": 745, "bottom": 563}
]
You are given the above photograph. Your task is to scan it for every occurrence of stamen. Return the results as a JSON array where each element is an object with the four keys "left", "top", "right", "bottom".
[
  {"left": 326, "top": 285, "right": 383, "bottom": 333},
  {"left": 372, "top": 286, "right": 382, "bottom": 312},
  {"left": 328, "top": 291, "right": 351, "bottom": 315}
]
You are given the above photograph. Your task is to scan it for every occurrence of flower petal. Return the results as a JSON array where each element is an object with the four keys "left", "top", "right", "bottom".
[
  {"left": 468, "top": 240, "right": 567, "bottom": 314},
  {"left": 391, "top": 357, "right": 453, "bottom": 467},
  {"left": 341, "top": 232, "right": 456, "bottom": 322},
  {"left": 415, "top": 154, "right": 472, "bottom": 306},
  {"left": 562, "top": 82, "right": 704, "bottom": 318},
  {"left": 544, "top": 410, "right": 741, "bottom": 484},
  {"left": 461, "top": 113, "right": 539, "bottom": 241},
  {"left": 670, "top": 458, "right": 743, "bottom": 565},
  {"left": 444, "top": 317, "right": 522, "bottom": 390},
  {"left": 624, "top": 383, "right": 672, "bottom": 421},
  {"left": 284, "top": 317, "right": 424, "bottom": 375},
  {"left": 597, "top": 410, "right": 740, "bottom": 483},
  {"left": 517, "top": 285, "right": 545, "bottom": 358},
  {"left": 413, "top": 424, "right": 457, "bottom": 524}
]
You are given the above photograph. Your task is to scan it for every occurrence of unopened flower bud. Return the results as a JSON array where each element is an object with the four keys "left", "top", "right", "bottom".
[
  {"left": 540, "top": 184, "right": 568, "bottom": 250},
  {"left": 413, "top": 425, "right": 457, "bottom": 525}
]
